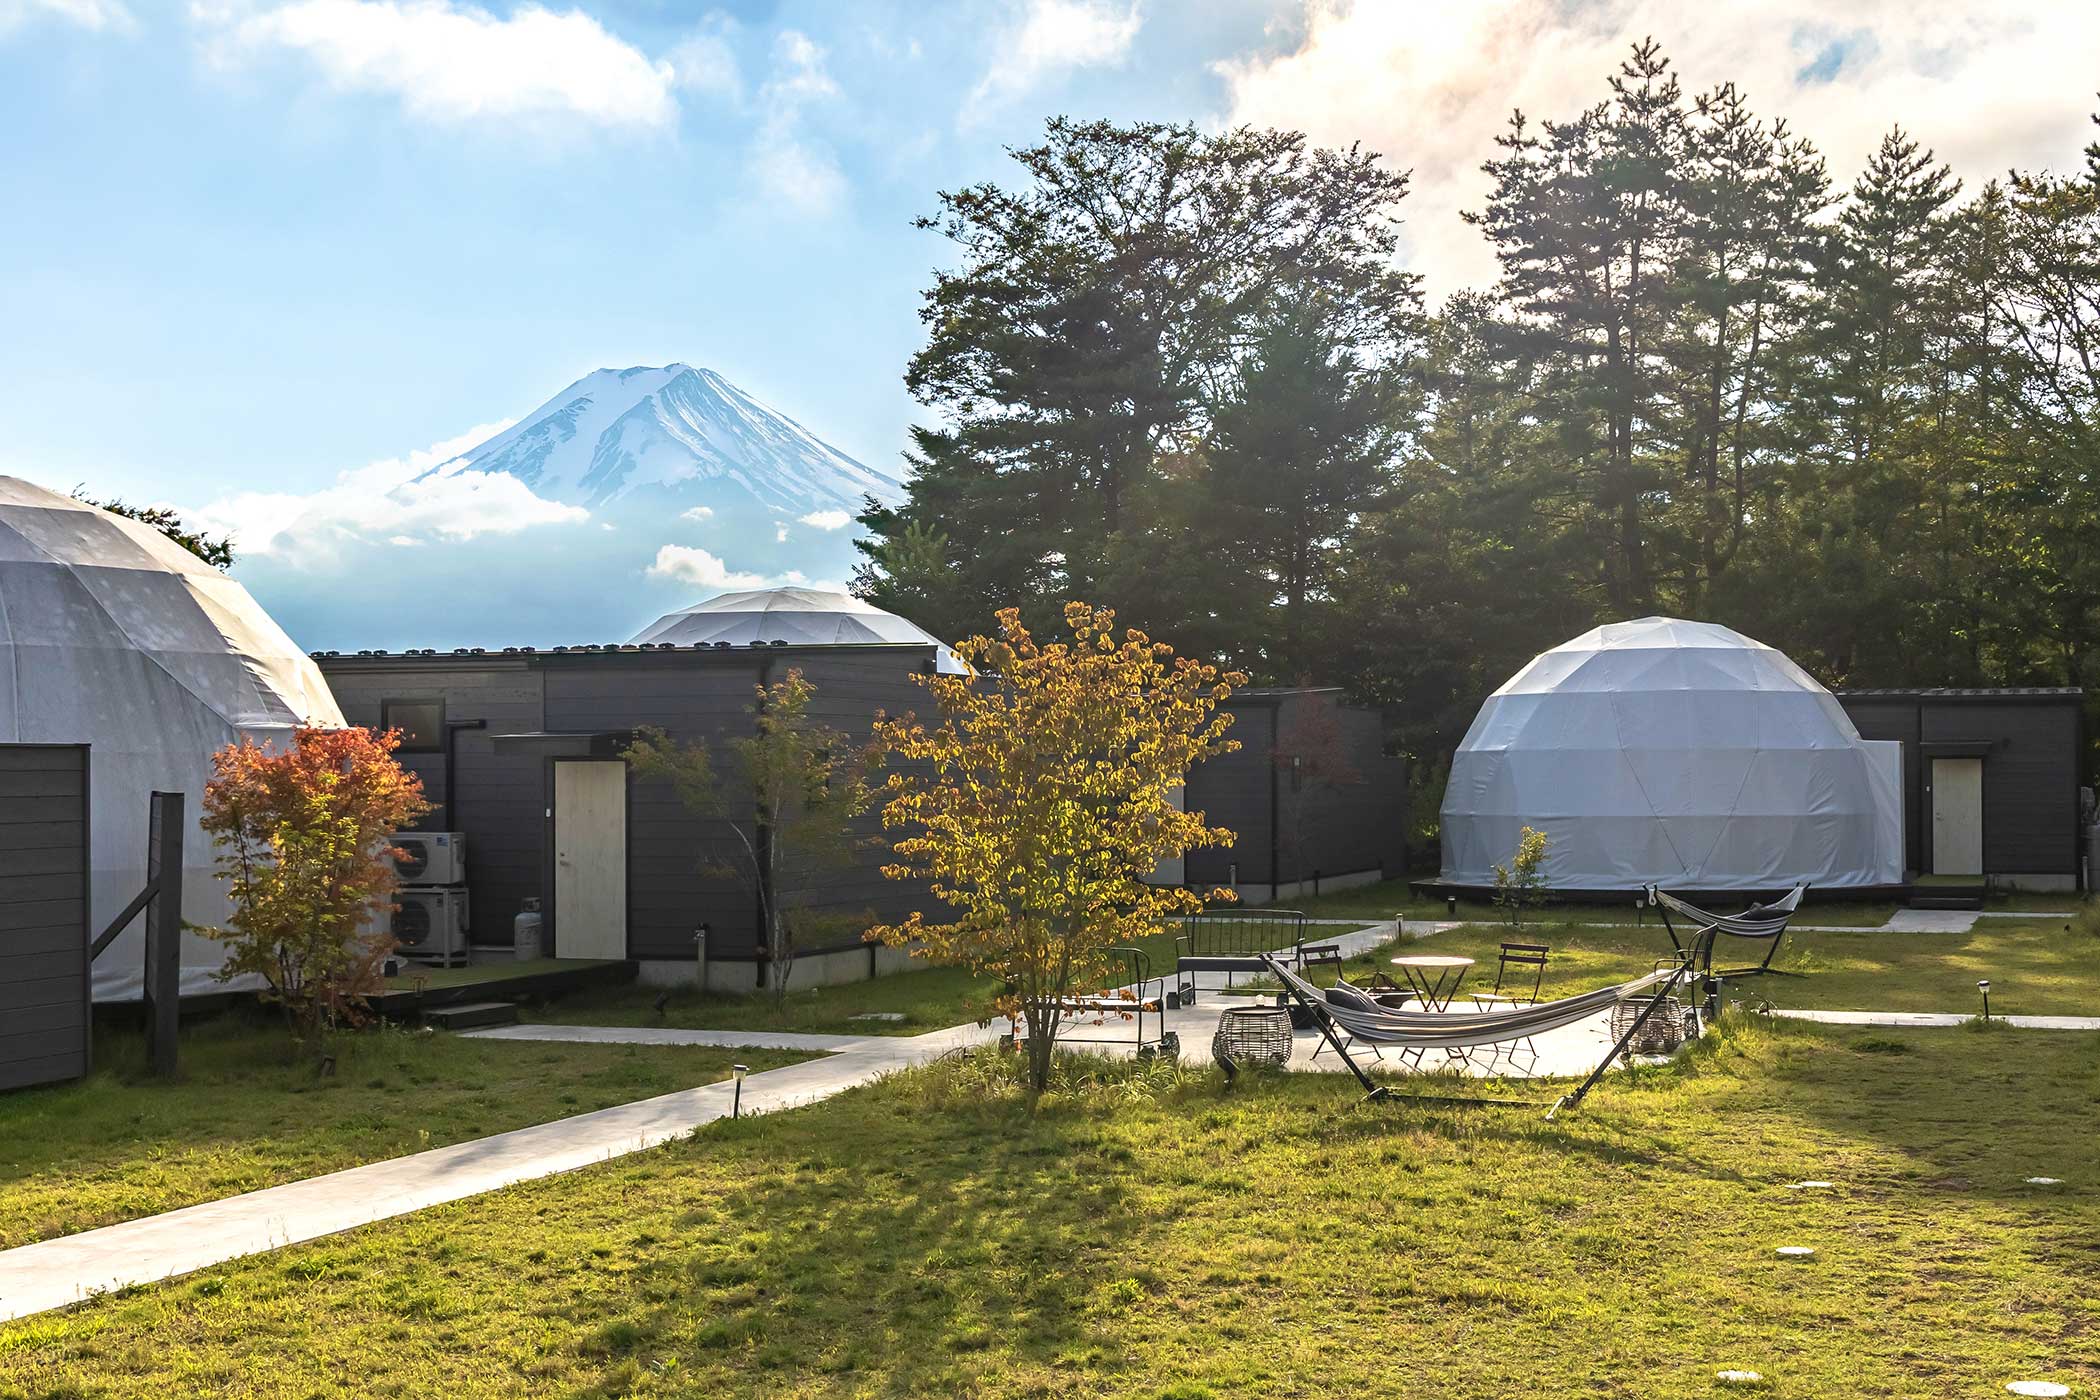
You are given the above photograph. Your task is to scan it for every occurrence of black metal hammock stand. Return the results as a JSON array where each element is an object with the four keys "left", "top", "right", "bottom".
[
  {"left": 1647, "top": 882, "right": 1806, "bottom": 978},
  {"left": 1261, "top": 927, "right": 1716, "bottom": 1117}
]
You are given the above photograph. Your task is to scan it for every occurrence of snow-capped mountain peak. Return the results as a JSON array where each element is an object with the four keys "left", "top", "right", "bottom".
[{"left": 431, "top": 363, "right": 901, "bottom": 515}]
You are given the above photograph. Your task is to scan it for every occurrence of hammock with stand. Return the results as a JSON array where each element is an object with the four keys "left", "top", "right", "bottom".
[
  {"left": 1646, "top": 882, "right": 1806, "bottom": 978},
  {"left": 1261, "top": 926, "right": 1714, "bottom": 1116}
]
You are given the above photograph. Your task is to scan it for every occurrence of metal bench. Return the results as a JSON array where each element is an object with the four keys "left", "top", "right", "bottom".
[{"left": 1174, "top": 908, "right": 1315, "bottom": 1006}]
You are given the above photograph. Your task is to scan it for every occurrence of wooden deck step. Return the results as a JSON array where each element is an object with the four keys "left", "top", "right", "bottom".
[{"left": 423, "top": 1001, "right": 520, "bottom": 1031}]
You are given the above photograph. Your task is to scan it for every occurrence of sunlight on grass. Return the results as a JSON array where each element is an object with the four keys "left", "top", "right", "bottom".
[{"left": 4, "top": 1018, "right": 2093, "bottom": 1397}]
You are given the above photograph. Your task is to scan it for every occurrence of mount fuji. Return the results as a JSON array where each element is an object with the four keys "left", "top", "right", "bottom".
[
  {"left": 430, "top": 364, "right": 902, "bottom": 515},
  {"left": 213, "top": 364, "right": 908, "bottom": 652}
]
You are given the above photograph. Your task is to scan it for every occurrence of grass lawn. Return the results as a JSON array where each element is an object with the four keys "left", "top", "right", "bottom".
[
  {"left": 0, "top": 1010, "right": 810, "bottom": 1250},
  {"left": 4, "top": 1016, "right": 2094, "bottom": 1398},
  {"left": 1275, "top": 917, "right": 2100, "bottom": 1017},
  {"left": 1290, "top": 876, "right": 2082, "bottom": 928}
]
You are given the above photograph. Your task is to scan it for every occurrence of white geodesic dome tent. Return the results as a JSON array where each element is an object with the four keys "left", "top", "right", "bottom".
[
  {"left": 0, "top": 478, "right": 344, "bottom": 999},
  {"left": 632, "top": 586, "right": 970, "bottom": 673},
  {"left": 1440, "top": 617, "right": 1903, "bottom": 892}
]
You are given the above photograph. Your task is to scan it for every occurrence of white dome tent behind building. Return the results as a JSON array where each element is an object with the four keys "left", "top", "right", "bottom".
[
  {"left": 0, "top": 478, "right": 345, "bottom": 999},
  {"left": 632, "top": 586, "right": 970, "bottom": 674},
  {"left": 1440, "top": 617, "right": 1904, "bottom": 893}
]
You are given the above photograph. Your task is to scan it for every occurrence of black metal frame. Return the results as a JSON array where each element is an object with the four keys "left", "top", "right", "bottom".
[
  {"left": 1652, "top": 890, "right": 1799, "bottom": 978},
  {"left": 1263, "top": 929, "right": 1716, "bottom": 1117},
  {"left": 1473, "top": 942, "right": 1550, "bottom": 1006},
  {"left": 1175, "top": 907, "right": 1310, "bottom": 1002},
  {"left": 1025, "top": 945, "right": 1171, "bottom": 1055}
]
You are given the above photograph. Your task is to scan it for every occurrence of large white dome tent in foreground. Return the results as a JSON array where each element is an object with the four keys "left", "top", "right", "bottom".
[
  {"left": 0, "top": 478, "right": 345, "bottom": 999},
  {"left": 1440, "top": 617, "right": 1904, "bottom": 893},
  {"left": 633, "top": 586, "right": 970, "bottom": 674}
]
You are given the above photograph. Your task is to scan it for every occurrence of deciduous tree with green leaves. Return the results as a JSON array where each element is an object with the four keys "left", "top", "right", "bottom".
[
  {"left": 1493, "top": 826, "right": 1551, "bottom": 926},
  {"left": 625, "top": 670, "right": 874, "bottom": 1007},
  {"left": 866, "top": 603, "right": 1244, "bottom": 1092}
]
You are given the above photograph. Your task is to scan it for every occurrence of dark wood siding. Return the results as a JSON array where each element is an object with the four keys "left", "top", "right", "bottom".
[
  {"left": 326, "top": 662, "right": 547, "bottom": 946},
  {"left": 1927, "top": 700, "right": 2079, "bottom": 876},
  {"left": 545, "top": 660, "right": 764, "bottom": 962},
  {"left": 1186, "top": 704, "right": 1277, "bottom": 885},
  {"left": 317, "top": 646, "right": 953, "bottom": 966},
  {"left": 789, "top": 652, "right": 947, "bottom": 944},
  {"left": 1839, "top": 692, "right": 2081, "bottom": 878},
  {"left": 1185, "top": 693, "right": 1405, "bottom": 889},
  {"left": 0, "top": 745, "right": 89, "bottom": 1091}
]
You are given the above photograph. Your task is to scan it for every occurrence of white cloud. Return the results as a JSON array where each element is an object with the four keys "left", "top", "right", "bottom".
[
  {"left": 774, "top": 523, "right": 790, "bottom": 542},
  {"left": 1, "top": 0, "right": 135, "bottom": 37},
  {"left": 646, "top": 544, "right": 768, "bottom": 590},
  {"left": 194, "top": 0, "right": 678, "bottom": 129},
  {"left": 1217, "top": 0, "right": 2100, "bottom": 299},
  {"left": 680, "top": 505, "right": 715, "bottom": 522},
  {"left": 669, "top": 13, "right": 739, "bottom": 101},
  {"left": 187, "top": 417, "right": 591, "bottom": 567},
  {"left": 797, "top": 508, "right": 851, "bottom": 530},
  {"left": 645, "top": 548, "right": 846, "bottom": 595},
  {"left": 968, "top": 0, "right": 1140, "bottom": 119},
  {"left": 750, "top": 28, "right": 846, "bottom": 216}
]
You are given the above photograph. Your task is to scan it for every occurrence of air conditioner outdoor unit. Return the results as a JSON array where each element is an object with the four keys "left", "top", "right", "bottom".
[
  {"left": 391, "top": 887, "right": 470, "bottom": 966},
  {"left": 389, "top": 831, "right": 467, "bottom": 886}
]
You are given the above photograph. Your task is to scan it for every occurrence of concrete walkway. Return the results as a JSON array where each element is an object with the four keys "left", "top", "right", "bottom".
[{"left": 1772, "top": 1008, "right": 2100, "bottom": 1031}]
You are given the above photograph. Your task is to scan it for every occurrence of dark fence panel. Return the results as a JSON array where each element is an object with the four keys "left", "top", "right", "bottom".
[{"left": 0, "top": 745, "right": 89, "bottom": 1091}]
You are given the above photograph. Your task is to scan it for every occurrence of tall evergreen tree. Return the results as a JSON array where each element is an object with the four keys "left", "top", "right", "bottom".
[
  {"left": 1194, "top": 293, "right": 1409, "bottom": 678},
  {"left": 1469, "top": 38, "right": 1689, "bottom": 613},
  {"left": 858, "top": 117, "right": 1417, "bottom": 633}
]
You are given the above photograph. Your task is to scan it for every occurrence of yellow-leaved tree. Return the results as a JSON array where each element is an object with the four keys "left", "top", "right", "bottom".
[{"left": 867, "top": 602, "right": 1245, "bottom": 1091}]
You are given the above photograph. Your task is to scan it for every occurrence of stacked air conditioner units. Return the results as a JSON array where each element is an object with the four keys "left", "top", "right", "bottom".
[{"left": 388, "top": 832, "right": 470, "bottom": 967}]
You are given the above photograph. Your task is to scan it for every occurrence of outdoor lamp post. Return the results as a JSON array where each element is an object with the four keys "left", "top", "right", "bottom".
[
  {"left": 1978, "top": 980, "right": 1992, "bottom": 1021},
  {"left": 732, "top": 1063, "right": 748, "bottom": 1119},
  {"left": 1446, "top": 895, "right": 1458, "bottom": 918}
]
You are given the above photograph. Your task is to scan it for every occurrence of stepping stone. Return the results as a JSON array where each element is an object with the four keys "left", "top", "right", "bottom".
[
  {"left": 1715, "top": 1369, "right": 1763, "bottom": 1385},
  {"left": 1775, "top": 1246, "right": 1816, "bottom": 1259},
  {"left": 2025, "top": 1177, "right": 2065, "bottom": 1186},
  {"left": 2005, "top": 1384, "right": 2070, "bottom": 1398},
  {"left": 1785, "top": 1180, "right": 1834, "bottom": 1190}
]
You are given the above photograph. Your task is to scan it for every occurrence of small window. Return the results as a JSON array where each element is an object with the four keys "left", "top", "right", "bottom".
[{"left": 382, "top": 699, "right": 444, "bottom": 752}]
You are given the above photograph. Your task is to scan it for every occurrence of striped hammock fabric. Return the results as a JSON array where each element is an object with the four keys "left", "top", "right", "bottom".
[
  {"left": 1646, "top": 883, "right": 1805, "bottom": 938},
  {"left": 1267, "top": 959, "right": 1677, "bottom": 1051}
]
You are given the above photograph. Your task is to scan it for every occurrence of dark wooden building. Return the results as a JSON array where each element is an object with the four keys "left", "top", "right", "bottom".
[
  {"left": 317, "top": 642, "right": 946, "bottom": 991},
  {"left": 0, "top": 744, "right": 91, "bottom": 1091},
  {"left": 1837, "top": 688, "right": 2084, "bottom": 891},
  {"left": 1180, "top": 688, "right": 1407, "bottom": 903}
]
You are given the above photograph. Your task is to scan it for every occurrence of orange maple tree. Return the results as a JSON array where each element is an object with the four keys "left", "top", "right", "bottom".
[{"left": 198, "top": 726, "right": 429, "bottom": 1059}]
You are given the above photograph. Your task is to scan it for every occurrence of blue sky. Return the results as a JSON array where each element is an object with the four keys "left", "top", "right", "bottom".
[
  {"left": 2, "top": 0, "right": 1291, "bottom": 504},
  {"left": 3, "top": 0, "right": 2096, "bottom": 645}
]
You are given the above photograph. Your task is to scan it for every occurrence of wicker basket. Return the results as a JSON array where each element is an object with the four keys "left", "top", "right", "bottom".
[
  {"left": 1212, "top": 1005, "right": 1294, "bottom": 1068},
  {"left": 1610, "top": 994, "right": 1686, "bottom": 1055}
]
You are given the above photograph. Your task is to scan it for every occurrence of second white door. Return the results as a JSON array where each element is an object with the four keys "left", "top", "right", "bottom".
[
  {"left": 1930, "top": 757, "right": 1983, "bottom": 876},
  {"left": 553, "top": 760, "right": 628, "bottom": 959}
]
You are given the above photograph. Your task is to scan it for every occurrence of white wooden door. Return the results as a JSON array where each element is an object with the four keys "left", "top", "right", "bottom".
[
  {"left": 1931, "top": 757, "right": 1984, "bottom": 876},
  {"left": 554, "top": 761, "right": 627, "bottom": 959}
]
